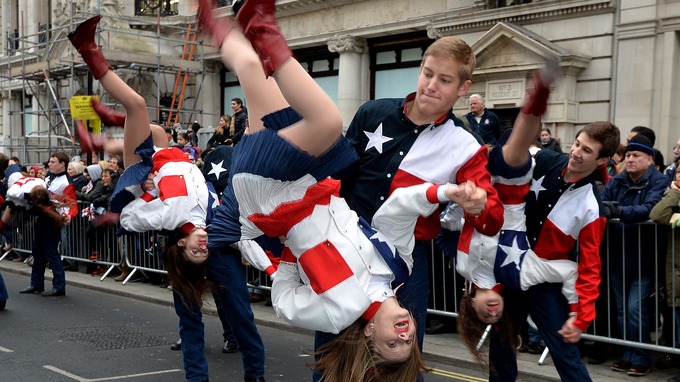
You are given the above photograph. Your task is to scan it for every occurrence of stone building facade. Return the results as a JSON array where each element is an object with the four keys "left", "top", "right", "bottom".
[{"left": 1, "top": 0, "right": 678, "bottom": 163}]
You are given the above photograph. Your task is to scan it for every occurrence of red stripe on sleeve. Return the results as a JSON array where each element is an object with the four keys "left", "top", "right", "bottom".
[
  {"left": 141, "top": 192, "right": 155, "bottom": 203},
  {"left": 426, "top": 184, "right": 440, "bottom": 204}
]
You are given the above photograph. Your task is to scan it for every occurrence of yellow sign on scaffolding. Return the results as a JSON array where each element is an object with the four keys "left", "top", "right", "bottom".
[{"left": 69, "top": 95, "right": 101, "bottom": 134}]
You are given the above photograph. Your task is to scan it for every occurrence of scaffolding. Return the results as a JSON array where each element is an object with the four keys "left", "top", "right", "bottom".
[{"left": 0, "top": 8, "right": 206, "bottom": 165}]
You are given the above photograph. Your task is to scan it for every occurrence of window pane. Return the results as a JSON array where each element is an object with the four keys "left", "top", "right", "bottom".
[
  {"left": 315, "top": 76, "right": 339, "bottom": 105},
  {"left": 312, "top": 60, "right": 330, "bottom": 72},
  {"left": 401, "top": 47, "right": 422, "bottom": 63},
  {"left": 376, "top": 51, "right": 397, "bottom": 65},
  {"left": 375, "top": 67, "right": 419, "bottom": 99}
]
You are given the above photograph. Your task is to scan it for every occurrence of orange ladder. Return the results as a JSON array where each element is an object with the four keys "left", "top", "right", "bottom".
[{"left": 166, "top": 24, "right": 198, "bottom": 128}]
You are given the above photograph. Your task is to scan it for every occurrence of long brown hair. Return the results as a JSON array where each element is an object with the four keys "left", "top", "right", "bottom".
[
  {"left": 216, "top": 115, "right": 231, "bottom": 135},
  {"left": 162, "top": 231, "right": 210, "bottom": 307},
  {"left": 457, "top": 290, "right": 517, "bottom": 370},
  {"left": 312, "top": 317, "right": 428, "bottom": 382},
  {"left": 27, "top": 187, "right": 68, "bottom": 228}
]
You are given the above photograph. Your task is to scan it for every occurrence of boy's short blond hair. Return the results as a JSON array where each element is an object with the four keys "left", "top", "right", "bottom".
[{"left": 422, "top": 37, "right": 476, "bottom": 82}]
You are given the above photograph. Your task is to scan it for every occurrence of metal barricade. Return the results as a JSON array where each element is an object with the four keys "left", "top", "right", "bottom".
[
  {"left": 118, "top": 230, "right": 164, "bottom": 284},
  {"left": 2, "top": 202, "right": 677, "bottom": 359},
  {"left": 60, "top": 202, "right": 122, "bottom": 279},
  {"left": 0, "top": 210, "right": 38, "bottom": 261},
  {"left": 422, "top": 220, "right": 680, "bottom": 359}
]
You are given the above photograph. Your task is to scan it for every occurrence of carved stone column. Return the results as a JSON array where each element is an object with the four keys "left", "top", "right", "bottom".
[{"left": 328, "top": 35, "right": 368, "bottom": 132}]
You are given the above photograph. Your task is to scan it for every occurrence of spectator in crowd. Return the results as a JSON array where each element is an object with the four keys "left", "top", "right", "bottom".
[
  {"left": 539, "top": 126, "right": 562, "bottom": 153},
  {"left": 206, "top": 115, "right": 232, "bottom": 150},
  {"left": 626, "top": 125, "right": 656, "bottom": 146},
  {"left": 609, "top": 143, "right": 625, "bottom": 176},
  {"left": 17, "top": 151, "right": 78, "bottom": 297},
  {"left": 84, "top": 168, "right": 116, "bottom": 270},
  {"left": 188, "top": 121, "right": 202, "bottom": 148},
  {"left": 0, "top": 156, "right": 15, "bottom": 259},
  {"left": 649, "top": 157, "right": 680, "bottom": 381},
  {"left": 165, "top": 126, "right": 177, "bottom": 146},
  {"left": 655, "top": 149, "right": 667, "bottom": 173},
  {"left": 664, "top": 137, "right": 680, "bottom": 185},
  {"left": 465, "top": 93, "right": 502, "bottom": 145},
  {"left": 107, "top": 154, "right": 122, "bottom": 186},
  {"left": 68, "top": 161, "right": 88, "bottom": 193},
  {"left": 230, "top": 97, "right": 248, "bottom": 145},
  {"left": 0, "top": 154, "right": 11, "bottom": 268},
  {"left": 176, "top": 132, "right": 200, "bottom": 162},
  {"left": 76, "top": 164, "right": 103, "bottom": 202},
  {"left": 601, "top": 134, "right": 668, "bottom": 377}
]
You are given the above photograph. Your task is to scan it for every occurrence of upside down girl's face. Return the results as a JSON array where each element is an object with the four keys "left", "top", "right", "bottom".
[
  {"left": 365, "top": 297, "right": 416, "bottom": 362},
  {"left": 471, "top": 288, "right": 504, "bottom": 324},
  {"left": 178, "top": 228, "right": 209, "bottom": 264}
]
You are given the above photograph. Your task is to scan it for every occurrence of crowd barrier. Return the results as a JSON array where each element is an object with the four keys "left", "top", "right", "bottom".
[{"left": 1, "top": 204, "right": 678, "bottom": 359}]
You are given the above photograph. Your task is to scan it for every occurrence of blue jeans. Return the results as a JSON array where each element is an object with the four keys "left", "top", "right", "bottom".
[
  {"left": 30, "top": 216, "right": 65, "bottom": 291},
  {"left": 312, "top": 241, "right": 430, "bottom": 381},
  {"left": 527, "top": 325, "right": 544, "bottom": 345},
  {"left": 206, "top": 246, "right": 265, "bottom": 379},
  {"left": 170, "top": 292, "right": 239, "bottom": 382},
  {"left": 489, "top": 284, "right": 591, "bottom": 382},
  {"left": 173, "top": 246, "right": 265, "bottom": 382},
  {"left": 0, "top": 271, "right": 8, "bottom": 302},
  {"left": 173, "top": 291, "right": 209, "bottom": 382},
  {"left": 213, "top": 291, "right": 237, "bottom": 344},
  {"left": 610, "top": 271, "right": 653, "bottom": 366}
]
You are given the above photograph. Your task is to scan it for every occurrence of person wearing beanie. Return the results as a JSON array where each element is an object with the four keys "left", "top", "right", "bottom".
[
  {"left": 600, "top": 132, "right": 668, "bottom": 377},
  {"left": 76, "top": 164, "right": 103, "bottom": 203}
]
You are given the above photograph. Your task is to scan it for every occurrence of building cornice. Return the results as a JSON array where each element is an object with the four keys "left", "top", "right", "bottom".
[{"left": 429, "top": 0, "right": 614, "bottom": 37}]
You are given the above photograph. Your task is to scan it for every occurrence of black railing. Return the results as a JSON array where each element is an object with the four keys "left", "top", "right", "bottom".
[
  {"left": 134, "top": 0, "right": 178, "bottom": 17},
  {"left": 38, "top": 23, "right": 50, "bottom": 49},
  {"left": 7, "top": 29, "right": 19, "bottom": 54}
]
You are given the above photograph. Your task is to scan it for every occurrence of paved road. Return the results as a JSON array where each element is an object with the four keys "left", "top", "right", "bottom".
[{"left": 0, "top": 271, "right": 488, "bottom": 381}]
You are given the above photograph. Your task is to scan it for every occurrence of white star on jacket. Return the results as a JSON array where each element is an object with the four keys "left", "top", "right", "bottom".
[
  {"left": 364, "top": 123, "right": 393, "bottom": 154},
  {"left": 530, "top": 175, "right": 547, "bottom": 198},
  {"left": 207, "top": 160, "right": 228, "bottom": 180},
  {"left": 498, "top": 236, "right": 527, "bottom": 270}
]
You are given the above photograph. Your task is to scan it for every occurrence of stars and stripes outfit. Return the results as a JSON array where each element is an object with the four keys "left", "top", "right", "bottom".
[
  {"left": 5, "top": 172, "right": 47, "bottom": 210},
  {"left": 118, "top": 147, "right": 216, "bottom": 233},
  {"left": 208, "top": 107, "right": 451, "bottom": 333},
  {"left": 330, "top": 93, "right": 504, "bottom": 356},
  {"left": 452, "top": 137, "right": 582, "bottom": 311},
  {"left": 484, "top": 135, "right": 606, "bottom": 382}
]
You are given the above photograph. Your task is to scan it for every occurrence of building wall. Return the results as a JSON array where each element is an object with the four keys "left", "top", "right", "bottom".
[{"left": 1, "top": 0, "right": 679, "bottom": 162}]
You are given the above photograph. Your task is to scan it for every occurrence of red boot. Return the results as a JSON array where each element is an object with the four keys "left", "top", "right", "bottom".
[
  {"left": 233, "top": 0, "right": 292, "bottom": 77},
  {"left": 75, "top": 120, "right": 107, "bottom": 154},
  {"left": 91, "top": 98, "right": 126, "bottom": 127},
  {"left": 197, "top": 0, "right": 236, "bottom": 50},
  {"left": 67, "top": 16, "right": 112, "bottom": 80}
]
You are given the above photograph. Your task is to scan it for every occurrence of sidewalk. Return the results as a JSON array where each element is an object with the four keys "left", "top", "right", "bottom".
[{"left": 1, "top": 259, "right": 677, "bottom": 382}]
